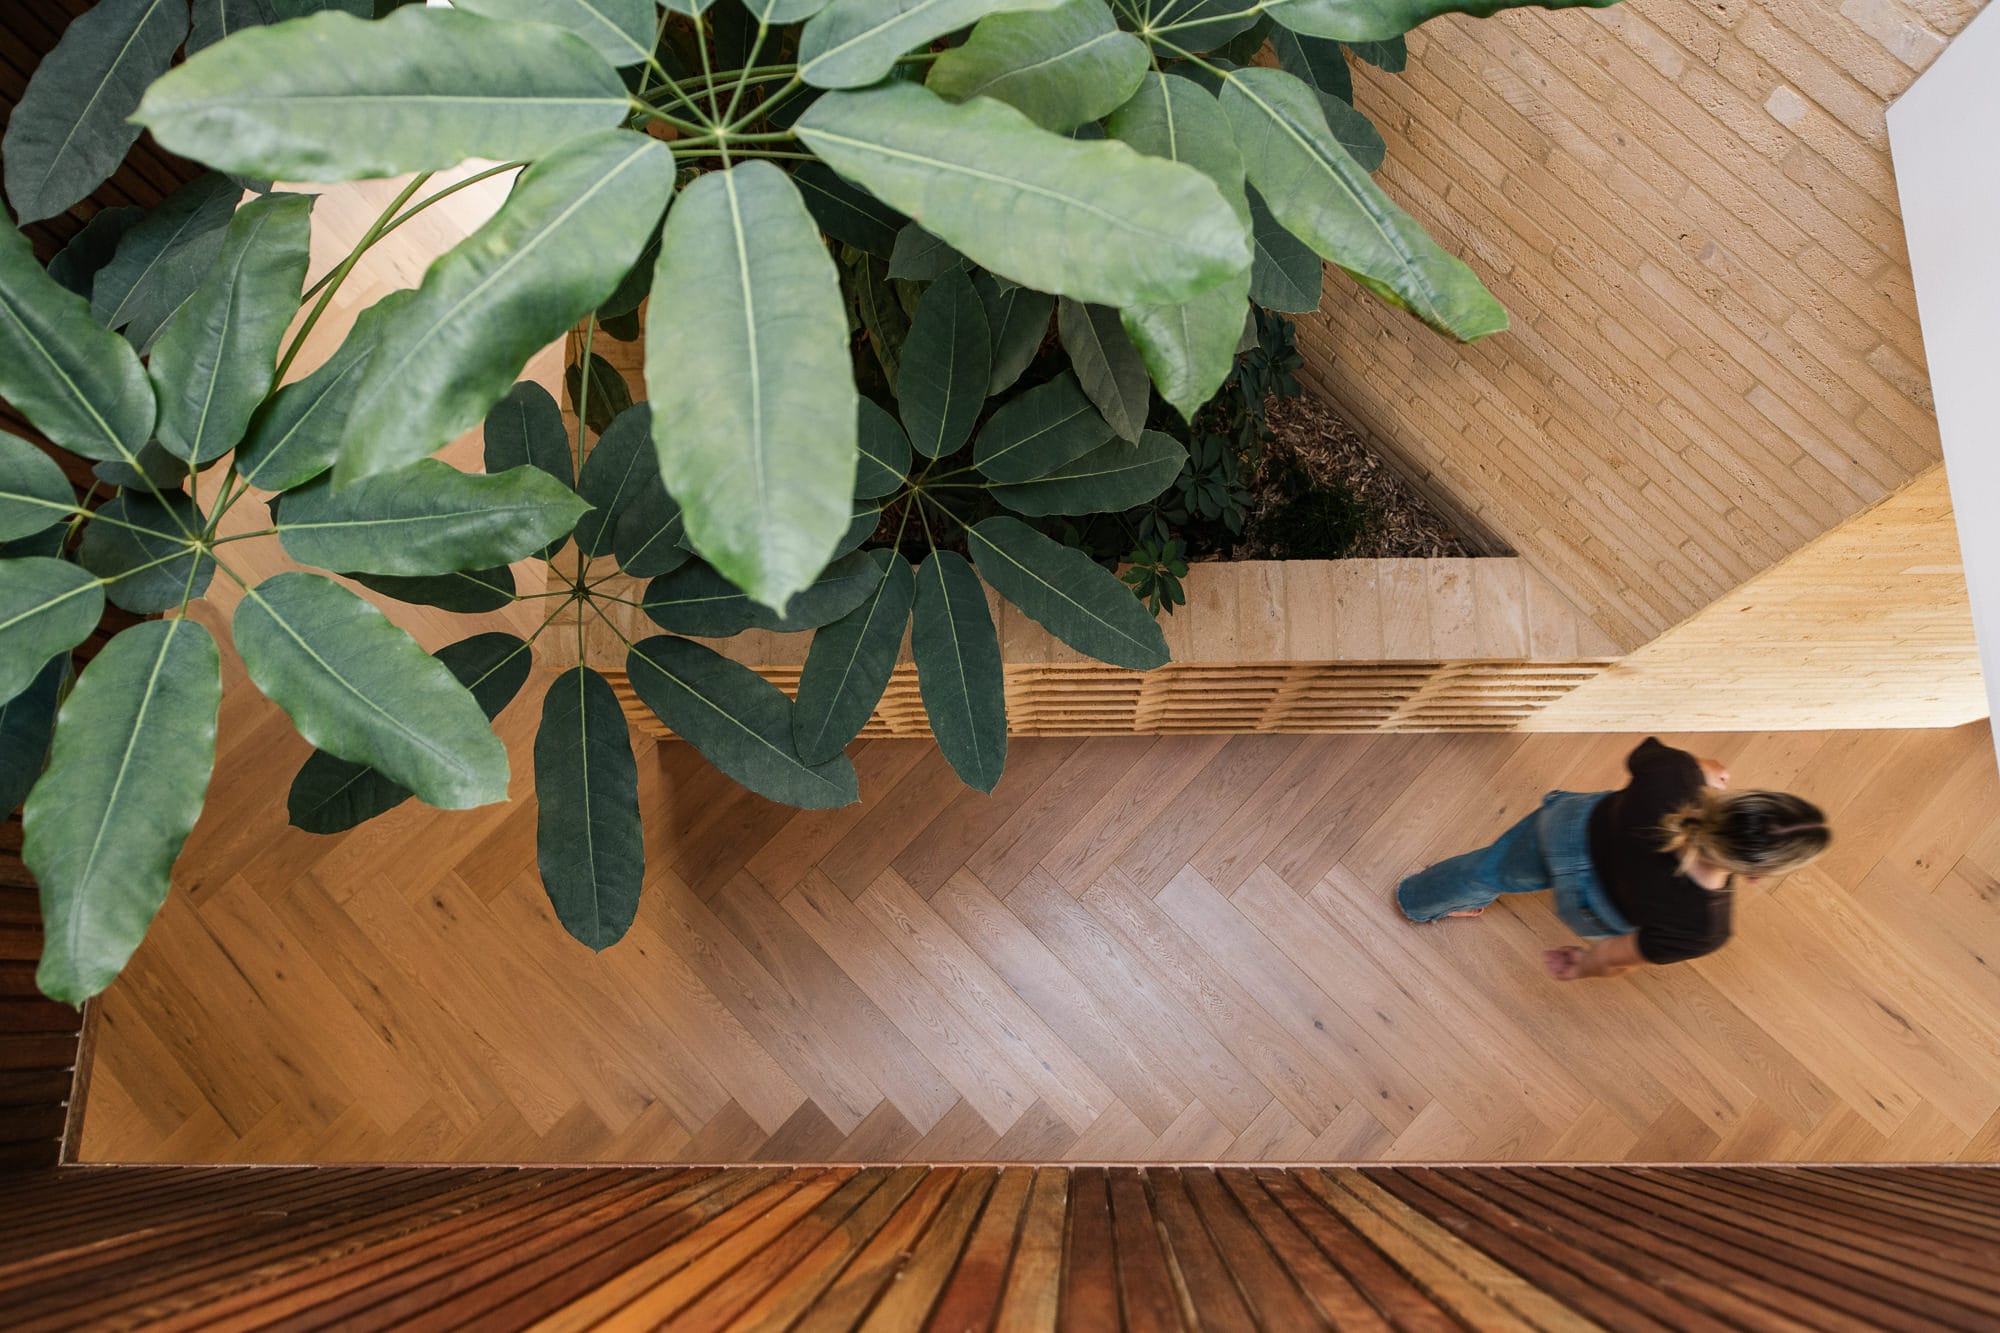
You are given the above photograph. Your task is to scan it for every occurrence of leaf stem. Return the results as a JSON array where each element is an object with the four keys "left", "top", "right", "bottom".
[{"left": 277, "top": 171, "right": 433, "bottom": 382}]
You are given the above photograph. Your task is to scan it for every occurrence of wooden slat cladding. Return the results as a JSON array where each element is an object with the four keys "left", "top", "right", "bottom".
[
  {"left": 0, "top": 817, "right": 82, "bottom": 1172},
  {"left": 3, "top": 1165, "right": 1999, "bottom": 1329}
]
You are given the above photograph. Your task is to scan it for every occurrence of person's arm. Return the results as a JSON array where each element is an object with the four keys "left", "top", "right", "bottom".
[
  {"left": 1697, "top": 757, "right": 1730, "bottom": 788},
  {"left": 1543, "top": 933, "right": 1646, "bottom": 981}
]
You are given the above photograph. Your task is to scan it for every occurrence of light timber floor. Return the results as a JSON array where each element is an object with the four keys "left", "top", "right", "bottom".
[{"left": 78, "top": 700, "right": 2000, "bottom": 1165}]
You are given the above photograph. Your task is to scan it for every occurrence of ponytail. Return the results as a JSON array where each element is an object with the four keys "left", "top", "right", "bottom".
[{"left": 1660, "top": 789, "right": 1830, "bottom": 877}]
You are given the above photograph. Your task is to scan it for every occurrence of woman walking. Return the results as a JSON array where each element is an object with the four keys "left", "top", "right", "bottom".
[{"left": 1397, "top": 738, "right": 1829, "bottom": 981}]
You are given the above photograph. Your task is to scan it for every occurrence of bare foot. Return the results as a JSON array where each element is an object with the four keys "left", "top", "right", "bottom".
[{"left": 1444, "top": 908, "right": 1485, "bottom": 918}]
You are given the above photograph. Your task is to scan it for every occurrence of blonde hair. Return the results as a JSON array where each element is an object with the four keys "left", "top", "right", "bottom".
[{"left": 1661, "top": 789, "right": 1830, "bottom": 878}]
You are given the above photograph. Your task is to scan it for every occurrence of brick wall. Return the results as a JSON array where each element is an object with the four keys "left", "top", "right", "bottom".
[{"left": 1294, "top": 0, "right": 1986, "bottom": 650}]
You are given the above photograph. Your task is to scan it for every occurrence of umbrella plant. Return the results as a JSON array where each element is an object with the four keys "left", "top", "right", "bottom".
[{"left": 0, "top": 0, "right": 1614, "bottom": 1000}]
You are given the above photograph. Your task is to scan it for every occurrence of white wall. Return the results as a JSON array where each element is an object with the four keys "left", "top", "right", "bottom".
[{"left": 1887, "top": 5, "right": 2000, "bottom": 758}]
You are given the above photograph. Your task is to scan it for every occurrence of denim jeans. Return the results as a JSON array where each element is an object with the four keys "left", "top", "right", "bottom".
[{"left": 1396, "top": 791, "right": 1636, "bottom": 939}]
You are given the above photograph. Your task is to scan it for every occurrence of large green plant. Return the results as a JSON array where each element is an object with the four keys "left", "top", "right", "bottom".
[{"left": 0, "top": 0, "right": 1616, "bottom": 1000}]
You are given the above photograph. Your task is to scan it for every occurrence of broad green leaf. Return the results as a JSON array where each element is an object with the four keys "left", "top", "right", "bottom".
[
  {"left": 1107, "top": 73, "right": 1252, "bottom": 420},
  {"left": 190, "top": 0, "right": 279, "bottom": 53},
  {"left": 93, "top": 441, "right": 190, "bottom": 493},
  {"left": 796, "top": 162, "right": 903, "bottom": 261},
  {"left": 534, "top": 666, "right": 643, "bottom": 949},
  {"left": 800, "top": 0, "right": 1066, "bottom": 90},
  {"left": 597, "top": 308, "right": 641, "bottom": 343},
  {"left": 746, "top": 0, "right": 834, "bottom": 20},
  {"left": 855, "top": 398, "right": 912, "bottom": 499},
  {"left": 1347, "top": 35, "right": 1407, "bottom": 69},
  {"left": 77, "top": 492, "right": 215, "bottom": 614},
  {"left": 645, "top": 162, "right": 857, "bottom": 611},
  {"left": 991, "top": 428, "right": 1186, "bottom": 516},
  {"left": 287, "top": 631, "right": 530, "bottom": 835},
  {"left": 234, "top": 571, "right": 509, "bottom": 808},
  {"left": 0, "top": 433, "right": 75, "bottom": 542},
  {"left": 1271, "top": 27, "right": 1352, "bottom": 102},
  {"left": 0, "top": 559, "right": 104, "bottom": 704},
  {"left": 611, "top": 476, "right": 689, "bottom": 578},
  {"left": 1266, "top": 0, "right": 1614, "bottom": 42},
  {"left": 969, "top": 515, "right": 1166, "bottom": 668},
  {"left": 0, "top": 654, "right": 66, "bottom": 815},
  {"left": 1320, "top": 90, "right": 1386, "bottom": 171},
  {"left": 338, "top": 132, "right": 673, "bottom": 482},
  {"left": 796, "top": 83, "right": 1250, "bottom": 308},
  {"left": 566, "top": 350, "right": 635, "bottom": 438},
  {"left": 23, "top": 619, "right": 220, "bottom": 1004},
  {"left": 483, "top": 380, "right": 576, "bottom": 496},
  {"left": 976, "top": 274, "right": 1053, "bottom": 398},
  {"left": 2, "top": 0, "right": 189, "bottom": 223},
  {"left": 236, "top": 292, "right": 410, "bottom": 493},
  {"left": 626, "top": 634, "right": 858, "bottom": 809},
  {"left": 349, "top": 566, "right": 517, "bottom": 614},
  {"left": 793, "top": 550, "right": 914, "bottom": 764},
  {"left": 642, "top": 552, "right": 879, "bottom": 637},
  {"left": 133, "top": 8, "right": 632, "bottom": 180},
  {"left": 279, "top": 459, "right": 587, "bottom": 576},
  {"left": 149, "top": 193, "right": 313, "bottom": 465},
  {"left": 1058, "top": 298, "right": 1149, "bottom": 442},
  {"left": 927, "top": 0, "right": 1148, "bottom": 133},
  {"left": 1144, "top": 0, "right": 1263, "bottom": 49},
  {"left": 454, "top": 0, "right": 655, "bottom": 66},
  {"left": 899, "top": 268, "right": 991, "bottom": 460},
  {"left": 911, "top": 550, "right": 1005, "bottom": 792},
  {"left": 833, "top": 500, "right": 883, "bottom": 558},
  {"left": 91, "top": 173, "right": 241, "bottom": 352},
  {"left": 886, "top": 224, "right": 965, "bottom": 282},
  {"left": 1248, "top": 188, "right": 1323, "bottom": 313},
  {"left": 853, "top": 252, "right": 910, "bottom": 392},
  {"left": 48, "top": 207, "right": 146, "bottom": 298},
  {"left": 0, "top": 222, "right": 155, "bottom": 465},
  {"left": 972, "top": 372, "right": 1113, "bottom": 482},
  {"left": 597, "top": 234, "right": 658, "bottom": 321},
  {"left": 1221, "top": 67, "right": 1506, "bottom": 340},
  {"left": 575, "top": 403, "right": 654, "bottom": 558}
]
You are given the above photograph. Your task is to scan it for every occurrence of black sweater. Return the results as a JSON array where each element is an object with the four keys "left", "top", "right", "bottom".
[{"left": 1587, "top": 738, "right": 1732, "bottom": 964}]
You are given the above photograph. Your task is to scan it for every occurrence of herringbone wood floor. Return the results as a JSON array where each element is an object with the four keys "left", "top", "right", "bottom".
[{"left": 77, "top": 662, "right": 2000, "bottom": 1164}]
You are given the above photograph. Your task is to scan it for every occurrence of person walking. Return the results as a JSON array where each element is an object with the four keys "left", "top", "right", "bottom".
[{"left": 1396, "top": 738, "right": 1830, "bottom": 981}]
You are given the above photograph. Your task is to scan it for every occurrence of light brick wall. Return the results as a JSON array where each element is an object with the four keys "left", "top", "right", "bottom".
[{"left": 1294, "top": 0, "right": 1987, "bottom": 650}]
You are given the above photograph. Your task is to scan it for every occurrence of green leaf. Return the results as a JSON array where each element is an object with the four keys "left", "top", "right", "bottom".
[
  {"left": 642, "top": 551, "right": 879, "bottom": 637},
  {"left": 833, "top": 500, "right": 883, "bottom": 558},
  {"left": 926, "top": 0, "right": 1148, "bottom": 133},
  {"left": 972, "top": 371, "right": 1113, "bottom": 482},
  {"left": 566, "top": 351, "right": 635, "bottom": 438},
  {"left": 911, "top": 549, "right": 1005, "bottom": 793},
  {"left": 597, "top": 233, "right": 659, "bottom": 321},
  {"left": 796, "top": 162, "right": 904, "bottom": 261},
  {"left": 92, "top": 441, "right": 186, "bottom": 493},
  {"left": 575, "top": 402, "right": 654, "bottom": 558},
  {"left": 855, "top": 398, "right": 912, "bottom": 500},
  {"left": 1346, "top": 35, "right": 1407, "bottom": 69},
  {"left": 1106, "top": 73, "right": 1252, "bottom": 420},
  {"left": 149, "top": 193, "right": 313, "bottom": 466},
  {"left": 0, "top": 221, "right": 155, "bottom": 466},
  {"left": 796, "top": 83, "right": 1251, "bottom": 308},
  {"left": 746, "top": 0, "right": 835, "bottom": 20},
  {"left": 626, "top": 634, "right": 858, "bottom": 809},
  {"left": 348, "top": 566, "right": 517, "bottom": 613},
  {"left": 2, "top": 0, "right": 189, "bottom": 224},
  {"left": 645, "top": 161, "right": 857, "bottom": 612},
  {"left": 1319, "top": 90, "right": 1386, "bottom": 171},
  {"left": 886, "top": 224, "right": 965, "bottom": 282},
  {"left": 1144, "top": 0, "right": 1262, "bottom": 49},
  {"left": 23, "top": 619, "right": 220, "bottom": 1004},
  {"left": 534, "top": 666, "right": 643, "bottom": 949},
  {"left": 899, "top": 268, "right": 991, "bottom": 460},
  {"left": 969, "top": 515, "right": 1166, "bottom": 668},
  {"left": 189, "top": 0, "right": 289, "bottom": 52},
  {"left": 484, "top": 380, "right": 576, "bottom": 492},
  {"left": 1058, "top": 298, "right": 1149, "bottom": 442},
  {"left": 453, "top": 0, "right": 655, "bottom": 66},
  {"left": 597, "top": 309, "right": 641, "bottom": 342},
  {"left": 976, "top": 273, "right": 1053, "bottom": 397},
  {"left": 77, "top": 492, "right": 215, "bottom": 615},
  {"left": 1266, "top": 0, "right": 1614, "bottom": 42},
  {"left": 287, "top": 631, "right": 530, "bottom": 835},
  {"left": 279, "top": 459, "right": 587, "bottom": 576},
  {"left": 0, "top": 559, "right": 104, "bottom": 705},
  {"left": 991, "top": 427, "right": 1186, "bottom": 516},
  {"left": 338, "top": 132, "right": 673, "bottom": 482},
  {"left": 0, "top": 654, "right": 66, "bottom": 814},
  {"left": 0, "top": 433, "right": 75, "bottom": 542},
  {"left": 610, "top": 476, "right": 689, "bottom": 578},
  {"left": 1220, "top": 67, "right": 1506, "bottom": 341},
  {"left": 133, "top": 7, "right": 632, "bottom": 180},
  {"left": 800, "top": 0, "right": 1065, "bottom": 90},
  {"left": 48, "top": 207, "right": 147, "bottom": 298},
  {"left": 853, "top": 253, "right": 909, "bottom": 392},
  {"left": 1271, "top": 27, "right": 1352, "bottom": 102},
  {"left": 1248, "top": 188, "right": 1323, "bottom": 313},
  {"left": 90, "top": 173, "right": 241, "bottom": 353},
  {"left": 233, "top": 571, "right": 509, "bottom": 808},
  {"left": 236, "top": 292, "right": 408, "bottom": 494},
  {"left": 793, "top": 549, "right": 913, "bottom": 764}
]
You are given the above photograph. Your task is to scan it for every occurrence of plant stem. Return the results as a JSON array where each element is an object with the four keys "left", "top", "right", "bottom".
[
  {"left": 277, "top": 171, "right": 432, "bottom": 382},
  {"left": 721, "top": 22, "right": 770, "bottom": 132},
  {"left": 628, "top": 100, "right": 713, "bottom": 135}
]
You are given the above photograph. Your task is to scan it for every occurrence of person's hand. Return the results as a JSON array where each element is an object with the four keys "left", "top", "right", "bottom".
[
  {"left": 1544, "top": 946, "right": 1586, "bottom": 981},
  {"left": 1698, "top": 757, "right": 1730, "bottom": 788}
]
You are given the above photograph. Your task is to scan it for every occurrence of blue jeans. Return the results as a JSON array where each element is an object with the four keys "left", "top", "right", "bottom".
[{"left": 1396, "top": 791, "right": 1635, "bottom": 939}]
